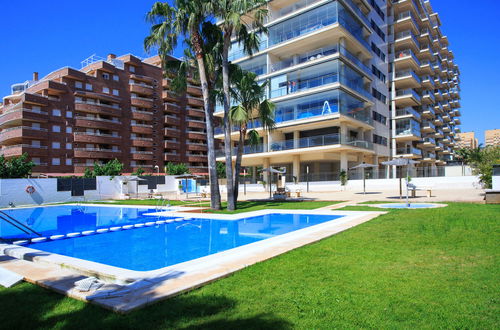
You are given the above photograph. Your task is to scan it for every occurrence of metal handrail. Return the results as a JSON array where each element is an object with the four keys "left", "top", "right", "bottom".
[{"left": 0, "top": 210, "right": 42, "bottom": 237}]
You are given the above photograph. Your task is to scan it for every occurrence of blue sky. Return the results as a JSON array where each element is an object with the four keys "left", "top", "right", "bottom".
[{"left": 0, "top": 0, "right": 498, "bottom": 143}]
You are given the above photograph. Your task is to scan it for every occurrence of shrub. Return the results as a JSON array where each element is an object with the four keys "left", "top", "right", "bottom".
[
  {"left": 165, "top": 162, "right": 189, "bottom": 175},
  {"left": 0, "top": 153, "right": 35, "bottom": 178}
]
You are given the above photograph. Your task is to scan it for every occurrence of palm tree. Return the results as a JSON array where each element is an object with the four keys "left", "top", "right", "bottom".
[
  {"left": 213, "top": 0, "right": 269, "bottom": 210},
  {"left": 229, "top": 69, "right": 275, "bottom": 203},
  {"left": 144, "top": 1, "right": 222, "bottom": 210}
]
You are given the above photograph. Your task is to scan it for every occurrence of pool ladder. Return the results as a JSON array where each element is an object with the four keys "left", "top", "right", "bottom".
[
  {"left": 155, "top": 197, "right": 170, "bottom": 212},
  {"left": 0, "top": 210, "right": 42, "bottom": 238}
]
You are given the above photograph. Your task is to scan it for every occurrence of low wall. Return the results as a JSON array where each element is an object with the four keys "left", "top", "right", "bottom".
[
  {"left": 0, "top": 175, "right": 180, "bottom": 208},
  {"left": 208, "top": 176, "right": 480, "bottom": 193}
]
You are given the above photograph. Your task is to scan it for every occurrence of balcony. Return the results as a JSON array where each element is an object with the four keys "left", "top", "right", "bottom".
[
  {"left": 394, "top": 30, "right": 420, "bottom": 52},
  {"left": 75, "top": 102, "right": 121, "bottom": 117},
  {"left": 0, "top": 108, "right": 48, "bottom": 128},
  {"left": 394, "top": 89, "right": 421, "bottom": 107},
  {"left": 74, "top": 117, "right": 121, "bottom": 130},
  {"left": 186, "top": 143, "right": 207, "bottom": 152},
  {"left": 420, "top": 75, "right": 435, "bottom": 89},
  {"left": 0, "top": 126, "right": 48, "bottom": 143},
  {"left": 395, "top": 118, "right": 421, "bottom": 141},
  {"left": 395, "top": 146, "right": 422, "bottom": 158},
  {"left": 132, "top": 138, "right": 154, "bottom": 148},
  {"left": 187, "top": 154, "right": 207, "bottom": 163},
  {"left": 187, "top": 97, "right": 204, "bottom": 107},
  {"left": 74, "top": 148, "right": 121, "bottom": 159},
  {"left": 165, "top": 116, "right": 180, "bottom": 126},
  {"left": 394, "top": 70, "right": 421, "bottom": 89},
  {"left": 130, "top": 151, "right": 154, "bottom": 161},
  {"left": 419, "top": 60, "right": 433, "bottom": 75},
  {"left": 187, "top": 120, "right": 206, "bottom": 129},
  {"left": 164, "top": 102, "right": 180, "bottom": 114},
  {"left": 164, "top": 128, "right": 180, "bottom": 138},
  {"left": 395, "top": 107, "right": 421, "bottom": 120},
  {"left": 129, "top": 83, "right": 154, "bottom": 96},
  {"left": 186, "top": 84, "right": 202, "bottom": 97},
  {"left": 131, "top": 124, "right": 153, "bottom": 135},
  {"left": 394, "top": 11, "right": 420, "bottom": 35},
  {"left": 164, "top": 153, "right": 181, "bottom": 162},
  {"left": 131, "top": 96, "right": 154, "bottom": 109},
  {"left": 186, "top": 107, "right": 205, "bottom": 117},
  {"left": 0, "top": 144, "right": 48, "bottom": 158},
  {"left": 73, "top": 132, "right": 121, "bottom": 144},
  {"left": 216, "top": 133, "right": 373, "bottom": 158},
  {"left": 421, "top": 120, "right": 436, "bottom": 133},
  {"left": 131, "top": 109, "right": 154, "bottom": 121},
  {"left": 421, "top": 91, "right": 435, "bottom": 104},
  {"left": 421, "top": 106, "right": 435, "bottom": 118},
  {"left": 418, "top": 137, "right": 436, "bottom": 148},
  {"left": 186, "top": 131, "right": 207, "bottom": 140},
  {"left": 394, "top": 49, "right": 421, "bottom": 71}
]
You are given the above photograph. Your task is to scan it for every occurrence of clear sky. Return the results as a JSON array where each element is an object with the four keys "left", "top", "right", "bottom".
[{"left": 0, "top": 0, "right": 499, "bottom": 143}]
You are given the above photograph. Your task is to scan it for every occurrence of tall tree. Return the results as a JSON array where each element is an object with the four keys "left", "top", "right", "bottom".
[
  {"left": 213, "top": 0, "right": 268, "bottom": 210},
  {"left": 229, "top": 69, "right": 275, "bottom": 203},
  {"left": 144, "top": 1, "right": 222, "bottom": 209}
]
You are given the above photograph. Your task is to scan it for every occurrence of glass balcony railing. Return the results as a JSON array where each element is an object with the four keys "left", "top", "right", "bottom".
[
  {"left": 422, "top": 137, "right": 436, "bottom": 145},
  {"left": 215, "top": 133, "right": 373, "bottom": 157},
  {"left": 422, "top": 91, "right": 436, "bottom": 102},
  {"left": 396, "top": 107, "right": 421, "bottom": 119},
  {"left": 396, "top": 146, "right": 422, "bottom": 156},
  {"left": 395, "top": 49, "right": 421, "bottom": 66},
  {"left": 395, "top": 89, "right": 421, "bottom": 101},
  {"left": 395, "top": 70, "right": 421, "bottom": 83},
  {"left": 421, "top": 120, "right": 436, "bottom": 130},
  {"left": 395, "top": 30, "right": 420, "bottom": 47},
  {"left": 396, "top": 118, "right": 421, "bottom": 137}
]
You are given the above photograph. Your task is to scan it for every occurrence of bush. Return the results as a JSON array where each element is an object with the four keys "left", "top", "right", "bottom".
[
  {"left": 165, "top": 162, "right": 189, "bottom": 175},
  {"left": 0, "top": 153, "right": 35, "bottom": 178},
  {"left": 132, "top": 167, "right": 145, "bottom": 175},
  {"left": 468, "top": 146, "right": 500, "bottom": 188},
  {"left": 83, "top": 159, "right": 124, "bottom": 179}
]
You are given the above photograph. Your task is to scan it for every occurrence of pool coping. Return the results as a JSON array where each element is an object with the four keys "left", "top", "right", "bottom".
[
  {"left": 368, "top": 203, "right": 448, "bottom": 209},
  {"left": 0, "top": 207, "right": 385, "bottom": 313}
]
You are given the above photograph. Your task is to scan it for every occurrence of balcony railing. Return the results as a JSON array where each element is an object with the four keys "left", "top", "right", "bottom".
[
  {"left": 0, "top": 126, "right": 47, "bottom": 134},
  {"left": 215, "top": 133, "right": 373, "bottom": 157},
  {"left": 396, "top": 146, "right": 422, "bottom": 156},
  {"left": 395, "top": 49, "right": 421, "bottom": 66},
  {"left": 1, "top": 144, "right": 47, "bottom": 151},
  {"left": 395, "top": 107, "right": 421, "bottom": 119},
  {"left": 395, "top": 70, "right": 421, "bottom": 83},
  {"left": 395, "top": 89, "right": 421, "bottom": 101},
  {"left": 74, "top": 148, "right": 121, "bottom": 153}
]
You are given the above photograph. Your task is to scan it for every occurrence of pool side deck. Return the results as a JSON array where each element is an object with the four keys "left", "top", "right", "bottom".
[{"left": 0, "top": 209, "right": 384, "bottom": 313}]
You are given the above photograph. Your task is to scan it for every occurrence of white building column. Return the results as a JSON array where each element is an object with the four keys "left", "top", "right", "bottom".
[
  {"left": 340, "top": 151, "right": 348, "bottom": 171},
  {"left": 373, "top": 155, "right": 379, "bottom": 179},
  {"left": 293, "top": 131, "right": 300, "bottom": 149},
  {"left": 263, "top": 158, "right": 270, "bottom": 183}
]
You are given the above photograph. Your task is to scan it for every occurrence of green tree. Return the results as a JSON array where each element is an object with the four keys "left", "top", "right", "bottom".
[
  {"left": 145, "top": 0, "right": 222, "bottom": 210},
  {"left": 468, "top": 146, "right": 500, "bottom": 188},
  {"left": 132, "top": 167, "right": 145, "bottom": 175},
  {"left": 0, "top": 153, "right": 35, "bottom": 178},
  {"left": 165, "top": 162, "right": 189, "bottom": 175},
  {"left": 229, "top": 69, "right": 275, "bottom": 204},
  {"left": 216, "top": 161, "right": 226, "bottom": 179},
  {"left": 213, "top": 0, "right": 268, "bottom": 211},
  {"left": 83, "top": 167, "right": 94, "bottom": 179},
  {"left": 339, "top": 170, "right": 348, "bottom": 190},
  {"left": 84, "top": 159, "right": 124, "bottom": 179}
]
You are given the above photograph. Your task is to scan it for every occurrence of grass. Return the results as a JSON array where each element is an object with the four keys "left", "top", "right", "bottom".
[
  {"left": 205, "top": 200, "right": 341, "bottom": 214},
  {"left": 0, "top": 202, "right": 498, "bottom": 329}
]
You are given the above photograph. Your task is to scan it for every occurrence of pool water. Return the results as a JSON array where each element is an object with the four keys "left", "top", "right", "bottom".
[
  {"left": 1, "top": 206, "right": 342, "bottom": 271},
  {"left": 0, "top": 205, "right": 173, "bottom": 239}
]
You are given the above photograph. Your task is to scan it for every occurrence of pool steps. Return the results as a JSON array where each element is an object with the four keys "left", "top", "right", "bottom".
[{"left": 11, "top": 217, "right": 187, "bottom": 246}]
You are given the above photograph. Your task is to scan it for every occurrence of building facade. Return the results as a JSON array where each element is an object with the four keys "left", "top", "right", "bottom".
[
  {"left": 215, "top": 0, "right": 461, "bottom": 181},
  {"left": 485, "top": 129, "right": 500, "bottom": 147},
  {"left": 0, "top": 54, "right": 207, "bottom": 174},
  {"left": 456, "top": 131, "right": 478, "bottom": 149}
]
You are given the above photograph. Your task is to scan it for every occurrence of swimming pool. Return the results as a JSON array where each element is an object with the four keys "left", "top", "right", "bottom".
[
  {"left": 0, "top": 205, "right": 174, "bottom": 240},
  {"left": 0, "top": 205, "right": 343, "bottom": 271}
]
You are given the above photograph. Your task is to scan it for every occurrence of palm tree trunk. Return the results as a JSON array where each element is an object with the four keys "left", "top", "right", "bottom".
[
  {"left": 233, "top": 126, "right": 247, "bottom": 204},
  {"left": 192, "top": 33, "right": 221, "bottom": 210},
  {"left": 222, "top": 32, "right": 235, "bottom": 211}
]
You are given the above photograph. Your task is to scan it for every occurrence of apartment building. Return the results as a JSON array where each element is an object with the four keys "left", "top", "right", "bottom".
[
  {"left": 485, "top": 129, "right": 500, "bottom": 147},
  {"left": 456, "top": 131, "right": 478, "bottom": 149},
  {"left": 215, "top": 0, "right": 461, "bottom": 181},
  {"left": 0, "top": 54, "right": 207, "bottom": 174},
  {"left": 390, "top": 0, "right": 461, "bottom": 172}
]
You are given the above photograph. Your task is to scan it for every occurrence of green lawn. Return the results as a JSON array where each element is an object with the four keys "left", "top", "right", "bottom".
[
  {"left": 205, "top": 200, "right": 341, "bottom": 214},
  {"left": 0, "top": 202, "right": 498, "bottom": 329}
]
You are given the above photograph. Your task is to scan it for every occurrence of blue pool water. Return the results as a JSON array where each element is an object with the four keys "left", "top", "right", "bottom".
[
  {"left": 0, "top": 205, "right": 174, "bottom": 239},
  {"left": 0, "top": 206, "right": 342, "bottom": 271}
]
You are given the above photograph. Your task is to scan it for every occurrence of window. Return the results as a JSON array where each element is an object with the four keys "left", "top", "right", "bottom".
[
  {"left": 66, "top": 111, "right": 73, "bottom": 118},
  {"left": 66, "top": 127, "right": 72, "bottom": 133},
  {"left": 371, "top": 42, "right": 386, "bottom": 62},
  {"left": 52, "top": 125, "right": 61, "bottom": 133},
  {"left": 129, "top": 65, "right": 135, "bottom": 73},
  {"left": 85, "top": 83, "right": 92, "bottom": 91},
  {"left": 113, "top": 75, "right": 119, "bottom": 81},
  {"left": 66, "top": 158, "right": 72, "bottom": 166},
  {"left": 370, "top": 20, "right": 385, "bottom": 41},
  {"left": 52, "top": 158, "right": 60, "bottom": 165},
  {"left": 102, "top": 73, "right": 110, "bottom": 80},
  {"left": 32, "top": 123, "right": 40, "bottom": 129},
  {"left": 372, "top": 88, "right": 387, "bottom": 104},
  {"left": 112, "top": 89, "right": 119, "bottom": 96},
  {"left": 75, "top": 81, "right": 83, "bottom": 89},
  {"left": 368, "top": 0, "right": 385, "bottom": 20},
  {"left": 373, "top": 134, "right": 388, "bottom": 146},
  {"left": 103, "top": 87, "right": 110, "bottom": 94},
  {"left": 52, "top": 142, "right": 60, "bottom": 149},
  {"left": 371, "top": 65, "right": 386, "bottom": 83},
  {"left": 52, "top": 109, "right": 61, "bottom": 116},
  {"left": 66, "top": 143, "right": 72, "bottom": 150},
  {"left": 372, "top": 111, "right": 387, "bottom": 125}
]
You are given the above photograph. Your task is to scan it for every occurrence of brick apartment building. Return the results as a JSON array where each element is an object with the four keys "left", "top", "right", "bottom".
[{"left": 0, "top": 54, "right": 208, "bottom": 175}]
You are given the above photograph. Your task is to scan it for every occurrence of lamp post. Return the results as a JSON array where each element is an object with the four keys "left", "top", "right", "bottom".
[
  {"left": 306, "top": 165, "right": 309, "bottom": 193},
  {"left": 154, "top": 165, "right": 159, "bottom": 175}
]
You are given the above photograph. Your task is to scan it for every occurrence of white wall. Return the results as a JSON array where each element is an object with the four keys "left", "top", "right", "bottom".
[{"left": 0, "top": 175, "right": 180, "bottom": 208}]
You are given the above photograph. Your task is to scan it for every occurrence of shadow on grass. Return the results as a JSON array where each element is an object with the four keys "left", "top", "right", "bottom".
[{"left": 0, "top": 282, "right": 292, "bottom": 329}]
